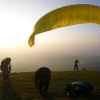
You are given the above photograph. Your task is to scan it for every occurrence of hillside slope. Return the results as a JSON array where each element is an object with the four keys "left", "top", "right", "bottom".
[{"left": 0, "top": 71, "right": 100, "bottom": 100}]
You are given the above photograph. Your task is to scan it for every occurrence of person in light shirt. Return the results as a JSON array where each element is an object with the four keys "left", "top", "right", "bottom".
[{"left": 0, "top": 57, "right": 12, "bottom": 81}]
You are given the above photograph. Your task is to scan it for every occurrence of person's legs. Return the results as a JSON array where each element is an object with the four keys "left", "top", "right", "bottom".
[
  {"left": 43, "top": 74, "right": 50, "bottom": 93},
  {"left": 77, "top": 65, "right": 78, "bottom": 71},
  {"left": 7, "top": 74, "right": 9, "bottom": 81},
  {"left": 43, "top": 80, "right": 50, "bottom": 93},
  {"left": 2, "top": 72, "right": 6, "bottom": 81},
  {"left": 74, "top": 66, "right": 76, "bottom": 71},
  {"left": 6, "top": 72, "right": 9, "bottom": 81},
  {"left": 39, "top": 79, "right": 44, "bottom": 93}
]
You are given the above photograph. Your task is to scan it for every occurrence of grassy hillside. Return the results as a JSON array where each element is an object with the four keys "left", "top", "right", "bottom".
[{"left": 0, "top": 71, "right": 100, "bottom": 100}]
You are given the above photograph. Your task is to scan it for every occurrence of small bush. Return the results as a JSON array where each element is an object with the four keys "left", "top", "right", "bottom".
[{"left": 81, "top": 67, "right": 89, "bottom": 71}]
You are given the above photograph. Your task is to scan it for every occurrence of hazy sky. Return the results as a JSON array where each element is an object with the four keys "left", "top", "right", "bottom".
[{"left": 0, "top": 0, "right": 100, "bottom": 62}]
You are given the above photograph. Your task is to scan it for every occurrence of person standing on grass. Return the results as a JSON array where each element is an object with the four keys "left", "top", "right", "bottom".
[
  {"left": 34, "top": 67, "right": 51, "bottom": 94},
  {"left": 0, "top": 57, "right": 12, "bottom": 81},
  {"left": 74, "top": 59, "right": 79, "bottom": 71}
]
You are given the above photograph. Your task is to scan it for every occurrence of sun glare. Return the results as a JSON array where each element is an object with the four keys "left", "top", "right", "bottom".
[{"left": 0, "top": 14, "right": 32, "bottom": 46}]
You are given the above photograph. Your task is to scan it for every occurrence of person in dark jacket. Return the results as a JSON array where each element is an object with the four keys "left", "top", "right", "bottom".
[
  {"left": 34, "top": 67, "right": 51, "bottom": 94},
  {"left": 1, "top": 57, "right": 11, "bottom": 70},
  {"left": 74, "top": 59, "right": 79, "bottom": 71},
  {"left": 0, "top": 57, "right": 12, "bottom": 81}
]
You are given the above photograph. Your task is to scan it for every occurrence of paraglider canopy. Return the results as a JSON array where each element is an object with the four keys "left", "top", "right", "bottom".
[{"left": 28, "top": 4, "right": 100, "bottom": 47}]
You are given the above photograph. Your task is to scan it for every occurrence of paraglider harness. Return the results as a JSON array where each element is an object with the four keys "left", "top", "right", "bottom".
[{"left": 65, "top": 81, "right": 93, "bottom": 97}]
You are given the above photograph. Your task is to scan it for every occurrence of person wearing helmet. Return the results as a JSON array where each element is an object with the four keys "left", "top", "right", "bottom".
[
  {"left": 34, "top": 67, "right": 51, "bottom": 94},
  {"left": 0, "top": 57, "right": 12, "bottom": 81}
]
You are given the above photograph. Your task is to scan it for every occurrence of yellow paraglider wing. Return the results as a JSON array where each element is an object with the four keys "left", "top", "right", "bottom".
[{"left": 28, "top": 4, "right": 100, "bottom": 47}]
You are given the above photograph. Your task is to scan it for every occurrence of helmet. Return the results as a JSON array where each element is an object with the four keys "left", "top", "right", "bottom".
[{"left": 66, "top": 84, "right": 72, "bottom": 91}]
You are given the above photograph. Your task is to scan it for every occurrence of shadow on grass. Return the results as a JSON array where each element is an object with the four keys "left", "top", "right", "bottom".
[
  {"left": 77, "top": 93, "right": 100, "bottom": 100},
  {"left": 67, "top": 93, "right": 100, "bottom": 100},
  {"left": 1, "top": 81, "right": 22, "bottom": 100},
  {"left": 41, "top": 92, "right": 54, "bottom": 100}
]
